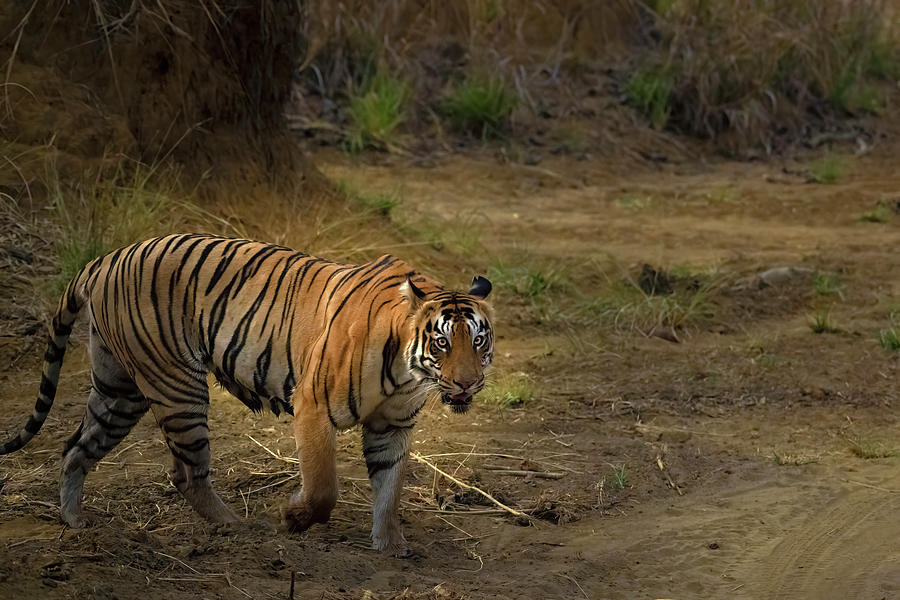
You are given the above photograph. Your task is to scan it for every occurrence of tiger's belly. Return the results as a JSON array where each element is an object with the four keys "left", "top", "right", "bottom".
[{"left": 209, "top": 355, "right": 295, "bottom": 416}]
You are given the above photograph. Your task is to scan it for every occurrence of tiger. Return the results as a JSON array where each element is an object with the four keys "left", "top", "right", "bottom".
[{"left": 0, "top": 233, "right": 494, "bottom": 555}]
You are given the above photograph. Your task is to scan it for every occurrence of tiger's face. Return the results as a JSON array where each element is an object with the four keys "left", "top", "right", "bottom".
[{"left": 405, "top": 276, "right": 494, "bottom": 413}]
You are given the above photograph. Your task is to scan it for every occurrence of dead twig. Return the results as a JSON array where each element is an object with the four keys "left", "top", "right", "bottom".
[
  {"left": 410, "top": 452, "right": 531, "bottom": 521},
  {"left": 485, "top": 468, "right": 566, "bottom": 480},
  {"left": 557, "top": 573, "right": 589, "bottom": 600},
  {"left": 656, "top": 456, "right": 683, "bottom": 496},
  {"left": 247, "top": 434, "right": 298, "bottom": 463},
  {"left": 843, "top": 479, "right": 900, "bottom": 493}
]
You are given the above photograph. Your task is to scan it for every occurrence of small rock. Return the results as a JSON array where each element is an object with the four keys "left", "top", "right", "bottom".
[
  {"left": 758, "top": 266, "right": 814, "bottom": 288},
  {"left": 523, "top": 152, "right": 542, "bottom": 166}
]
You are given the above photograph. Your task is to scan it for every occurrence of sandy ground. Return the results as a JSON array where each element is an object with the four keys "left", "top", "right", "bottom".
[{"left": 1, "top": 145, "right": 899, "bottom": 599}]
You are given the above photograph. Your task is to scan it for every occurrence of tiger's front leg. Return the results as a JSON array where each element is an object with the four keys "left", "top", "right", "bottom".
[
  {"left": 362, "top": 423, "right": 412, "bottom": 556},
  {"left": 282, "top": 392, "right": 338, "bottom": 533}
]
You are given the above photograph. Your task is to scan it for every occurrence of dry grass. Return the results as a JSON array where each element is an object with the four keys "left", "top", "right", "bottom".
[
  {"left": 295, "top": 1, "right": 642, "bottom": 147},
  {"left": 295, "top": 0, "right": 900, "bottom": 154},
  {"left": 627, "top": 0, "right": 900, "bottom": 152},
  {"left": 772, "top": 450, "right": 820, "bottom": 466},
  {"left": 847, "top": 437, "right": 898, "bottom": 459},
  {"left": 578, "top": 262, "right": 726, "bottom": 338}
]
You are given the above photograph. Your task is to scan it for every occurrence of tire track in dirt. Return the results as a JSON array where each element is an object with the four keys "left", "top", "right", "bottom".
[{"left": 738, "top": 465, "right": 900, "bottom": 599}]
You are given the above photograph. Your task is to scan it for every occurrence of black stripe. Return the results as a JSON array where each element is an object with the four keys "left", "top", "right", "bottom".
[
  {"left": 39, "top": 374, "right": 57, "bottom": 398},
  {"left": 253, "top": 337, "right": 274, "bottom": 397},
  {"left": 381, "top": 332, "right": 399, "bottom": 391},
  {"left": 205, "top": 239, "right": 245, "bottom": 294},
  {"left": 87, "top": 403, "right": 132, "bottom": 432},
  {"left": 171, "top": 437, "right": 210, "bottom": 453},
  {"left": 23, "top": 417, "right": 42, "bottom": 435},
  {"left": 34, "top": 396, "right": 53, "bottom": 413},
  {"left": 161, "top": 420, "right": 209, "bottom": 434},
  {"left": 366, "top": 455, "right": 403, "bottom": 478},
  {"left": 159, "top": 411, "right": 208, "bottom": 427},
  {"left": 2, "top": 436, "right": 25, "bottom": 454},
  {"left": 62, "top": 419, "right": 86, "bottom": 456},
  {"left": 75, "top": 442, "right": 104, "bottom": 459},
  {"left": 347, "top": 363, "right": 358, "bottom": 421},
  {"left": 65, "top": 287, "right": 80, "bottom": 314},
  {"left": 168, "top": 447, "right": 199, "bottom": 467},
  {"left": 394, "top": 401, "right": 425, "bottom": 424},
  {"left": 92, "top": 372, "right": 141, "bottom": 400},
  {"left": 102, "top": 402, "right": 148, "bottom": 421}
]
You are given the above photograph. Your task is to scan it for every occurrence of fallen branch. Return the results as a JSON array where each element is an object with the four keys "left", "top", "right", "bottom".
[
  {"left": 410, "top": 452, "right": 531, "bottom": 520},
  {"left": 843, "top": 479, "right": 900, "bottom": 493},
  {"left": 485, "top": 468, "right": 566, "bottom": 480}
]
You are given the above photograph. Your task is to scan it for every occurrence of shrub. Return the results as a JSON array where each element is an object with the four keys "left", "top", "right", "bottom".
[
  {"left": 346, "top": 72, "right": 410, "bottom": 153},
  {"left": 626, "top": 63, "right": 674, "bottom": 129},
  {"left": 628, "top": 0, "right": 900, "bottom": 150},
  {"left": 442, "top": 76, "right": 517, "bottom": 138}
]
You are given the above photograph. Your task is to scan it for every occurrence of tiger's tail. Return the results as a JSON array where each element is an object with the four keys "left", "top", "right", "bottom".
[{"left": 0, "top": 265, "right": 91, "bottom": 454}]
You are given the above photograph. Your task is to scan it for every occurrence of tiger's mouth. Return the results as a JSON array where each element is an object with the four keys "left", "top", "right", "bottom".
[{"left": 441, "top": 392, "right": 472, "bottom": 414}]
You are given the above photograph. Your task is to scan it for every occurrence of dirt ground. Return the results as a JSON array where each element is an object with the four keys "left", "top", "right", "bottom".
[{"left": 1, "top": 143, "right": 899, "bottom": 599}]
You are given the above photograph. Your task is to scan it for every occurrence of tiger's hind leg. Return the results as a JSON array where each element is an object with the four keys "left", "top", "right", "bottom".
[
  {"left": 150, "top": 390, "right": 239, "bottom": 524},
  {"left": 60, "top": 336, "right": 149, "bottom": 528}
]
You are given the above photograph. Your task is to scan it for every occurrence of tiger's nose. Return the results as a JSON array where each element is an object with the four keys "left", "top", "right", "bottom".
[{"left": 453, "top": 379, "right": 481, "bottom": 393}]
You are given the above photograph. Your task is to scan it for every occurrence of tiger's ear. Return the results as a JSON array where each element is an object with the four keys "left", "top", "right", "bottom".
[
  {"left": 402, "top": 276, "right": 428, "bottom": 312},
  {"left": 469, "top": 276, "right": 492, "bottom": 299}
]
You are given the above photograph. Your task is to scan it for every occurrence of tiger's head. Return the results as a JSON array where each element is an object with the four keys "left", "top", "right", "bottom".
[{"left": 404, "top": 276, "right": 494, "bottom": 414}]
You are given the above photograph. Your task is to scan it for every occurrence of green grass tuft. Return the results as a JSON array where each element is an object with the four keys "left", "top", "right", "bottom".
[
  {"left": 606, "top": 464, "right": 629, "bottom": 490},
  {"left": 615, "top": 194, "right": 654, "bottom": 211},
  {"left": 553, "top": 126, "right": 591, "bottom": 157},
  {"left": 479, "top": 372, "right": 535, "bottom": 408},
  {"left": 878, "top": 328, "right": 900, "bottom": 351},
  {"left": 346, "top": 71, "right": 410, "bottom": 153},
  {"left": 487, "top": 259, "right": 570, "bottom": 303},
  {"left": 809, "top": 155, "right": 846, "bottom": 184},
  {"left": 860, "top": 203, "right": 893, "bottom": 224},
  {"left": 336, "top": 180, "right": 401, "bottom": 216},
  {"left": 848, "top": 437, "right": 897, "bottom": 459},
  {"left": 808, "top": 309, "right": 840, "bottom": 334},
  {"left": 442, "top": 75, "right": 518, "bottom": 138},
  {"left": 48, "top": 159, "right": 177, "bottom": 297},
  {"left": 813, "top": 271, "right": 844, "bottom": 298},
  {"left": 625, "top": 63, "right": 674, "bottom": 130},
  {"left": 54, "top": 235, "right": 108, "bottom": 297}
]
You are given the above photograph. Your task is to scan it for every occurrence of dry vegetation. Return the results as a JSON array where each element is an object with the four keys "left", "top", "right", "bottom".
[{"left": 294, "top": 0, "right": 900, "bottom": 155}]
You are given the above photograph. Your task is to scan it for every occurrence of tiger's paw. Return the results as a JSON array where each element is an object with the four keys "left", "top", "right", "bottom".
[
  {"left": 60, "top": 507, "right": 89, "bottom": 529},
  {"left": 282, "top": 502, "right": 316, "bottom": 533},
  {"left": 372, "top": 531, "right": 411, "bottom": 557},
  {"left": 282, "top": 498, "right": 333, "bottom": 534}
]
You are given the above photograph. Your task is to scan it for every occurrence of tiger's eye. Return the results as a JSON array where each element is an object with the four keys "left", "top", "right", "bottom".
[
  {"left": 435, "top": 337, "right": 448, "bottom": 348},
  {"left": 474, "top": 335, "right": 484, "bottom": 347}
]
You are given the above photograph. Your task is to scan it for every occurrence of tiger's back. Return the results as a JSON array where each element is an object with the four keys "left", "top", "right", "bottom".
[{"left": 83, "top": 234, "right": 424, "bottom": 420}]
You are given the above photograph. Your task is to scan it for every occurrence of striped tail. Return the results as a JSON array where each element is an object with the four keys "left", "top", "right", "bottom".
[{"left": 0, "top": 268, "right": 87, "bottom": 454}]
